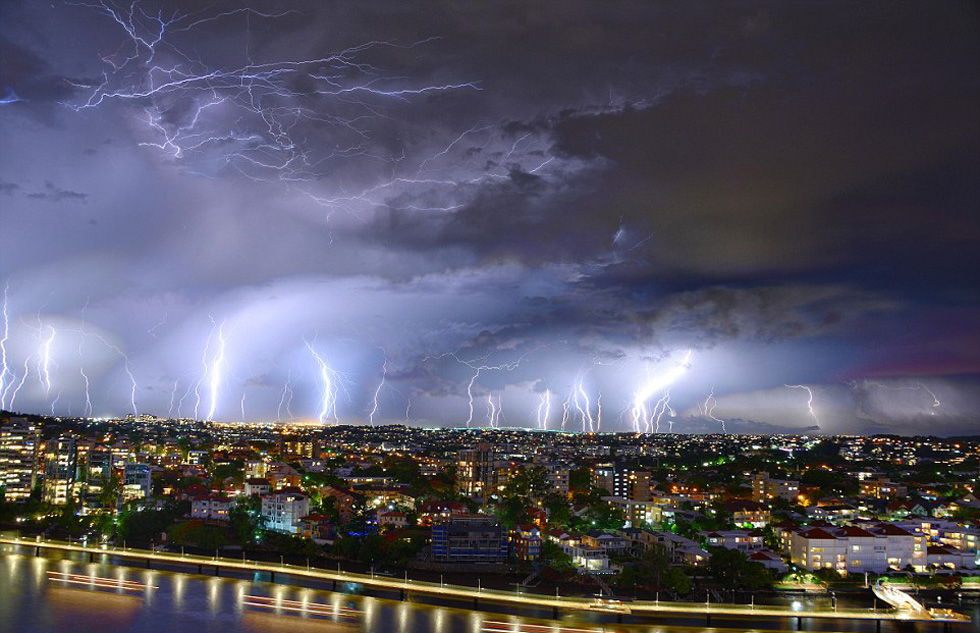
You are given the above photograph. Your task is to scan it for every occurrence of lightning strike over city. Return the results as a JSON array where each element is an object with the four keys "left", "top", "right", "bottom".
[
  {"left": 0, "top": 0, "right": 975, "bottom": 438},
  {"left": 786, "top": 384, "right": 821, "bottom": 428},
  {"left": 1, "top": 4, "right": 979, "bottom": 629}
]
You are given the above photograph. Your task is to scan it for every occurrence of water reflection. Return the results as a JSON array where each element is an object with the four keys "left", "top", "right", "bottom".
[
  {"left": 172, "top": 570, "right": 186, "bottom": 609},
  {"left": 2, "top": 551, "right": 976, "bottom": 633}
]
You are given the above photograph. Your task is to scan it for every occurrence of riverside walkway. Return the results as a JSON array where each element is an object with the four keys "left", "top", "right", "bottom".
[{"left": 1, "top": 535, "right": 971, "bottom": 630}]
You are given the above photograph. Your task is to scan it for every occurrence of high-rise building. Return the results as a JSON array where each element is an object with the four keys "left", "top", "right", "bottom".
[
  {"left": 592, "top": 463, "right": 651, "bottom": 501},
  {"left": 79, "top": 447, "right": 114, "bottom": 512},
  {"left": 546, "top": 465, "right": 570, "bottom": 497},
  {"left": 458, "top": 442, "right": 498, "bottom": 497},
  {"left": 0, "top": 417, "right": 41, "bottom": 502},
  {"left": 43, "top": 435, "right": 78, "bottom": 505},
  {"left": 85, "top": 448, "right": 114, "bottom": 495}
]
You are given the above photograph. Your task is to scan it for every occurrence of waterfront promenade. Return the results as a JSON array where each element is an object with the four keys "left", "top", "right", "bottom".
[{"left": 0, "top": 535, "right": 971, "bottom": 630}]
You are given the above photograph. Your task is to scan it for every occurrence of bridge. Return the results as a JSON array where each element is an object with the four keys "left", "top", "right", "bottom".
[{"left": 1, "top": 535, "right": 971, "bottom": 630}]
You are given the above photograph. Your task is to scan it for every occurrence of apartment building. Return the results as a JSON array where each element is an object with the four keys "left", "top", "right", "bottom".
[
  {"left": 43, "top": 435, "right": 78, "bottom": 505},
  {"left": 261, "top": 489, "right": 310, "bottom": 534},
  {"left": 0, "top": 417, "right": 41, "bottom": 502},
  {"left": 431, "top": 515, "right": 508, "bottom": 564},
  {"left": 789, "top": 523, "right": 926, "bottom": 574},
  {"left": 752, "top": 472, "right": 799, "bottom": 503}
]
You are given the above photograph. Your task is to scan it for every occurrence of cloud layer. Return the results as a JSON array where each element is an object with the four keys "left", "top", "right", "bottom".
[{"left": 1, "top": 0, "right": 978, "bottom": 433}]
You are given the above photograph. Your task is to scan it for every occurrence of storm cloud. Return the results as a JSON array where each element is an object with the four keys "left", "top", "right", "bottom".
[{"left": 1, "top": 0, "right": 977, "bottom": 433}]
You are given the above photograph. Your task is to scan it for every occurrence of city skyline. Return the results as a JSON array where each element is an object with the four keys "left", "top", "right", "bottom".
[{"left": 1, "top": 1, "right": 978, "bottom": 434}]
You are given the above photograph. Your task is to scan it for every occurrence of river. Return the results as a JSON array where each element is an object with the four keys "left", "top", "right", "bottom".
[{"left": 1, "top": 550, "right": 975, "bottom": 633}]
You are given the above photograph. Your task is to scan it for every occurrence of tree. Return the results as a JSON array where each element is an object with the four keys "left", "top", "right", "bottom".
[
  {"left": 211, "top": 461, "right": 244, "bottom": 483},
  {"left": 494, "top": 495, "right": 530, "bottom": 529},
  {"left": 118, "top": 499, "right": 190, "bottom": 543},
  {"left": 666, "top": 567, "right": 692, "bottom": 595},
  {"left": 540, "top": 540, "right": 576, "bottom": 576},
  {"left": 617, "top": 545, "right": 692, "bottom": 595},
  {"left": 573, "top": 488, "right": 624, "bottom": 531},
  {"left": 229, "top": 496, "right": 263, "bottom": 544},
  {"left": 707, "top": 547, "right": 772, "bottom": 591},
  {"left": 169, "top": 520, "right": 227, "bottom": 549},
  {"left": 568, "top": 467, "right": 591, "bottom": 492},
  {"left": 543, "top": 493, "right": 571, "bottom": 529},
  {"left": 506, "top": 466, "right": 549, "bottom": 499},
  {"left": 98, "top": 472, "right": 122, "bottom": 512}
]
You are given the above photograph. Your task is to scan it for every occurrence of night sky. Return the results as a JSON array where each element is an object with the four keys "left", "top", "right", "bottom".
[{"left": 1, "top": 1, "right": 978, "bottom": 434}]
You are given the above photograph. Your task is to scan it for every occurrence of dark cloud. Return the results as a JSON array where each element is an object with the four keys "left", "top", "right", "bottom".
[
  {"left": 0, "top": 34, "right": 77, "bottom": 117},
  {"left": 0, "top": 0, "right": 977, "bottom": 432},
  {"left": 25, "top": 181, "right": 87, "bottom": 203}
]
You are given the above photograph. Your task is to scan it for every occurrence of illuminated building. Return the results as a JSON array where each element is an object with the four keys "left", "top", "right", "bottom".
[
  {"left": 752, "top": 472, "right": 799, "bottom": 503},
  {"left": 121, "top": 463, "right": 152, "bottom": 501},
  {"left": 510, "top": 524, "right": 542, "bottom": 561},
  {"left": 43, "top": 435, "right": 78, "bottom": 505},
  {"left": 457, "top": 442, "right": 498, "bottom": 498},
  {"left": 191, "top": 494, "right": 233, "bottom": 521},
  {"left": 789, "top": 523, "right": 928, "bottom": 574},
  {"left": 261, "top": 489, "right": 310, "bottom": 533},
  {"left": 431, "top": 515, "right": 508, "bottom": 564},
  {"left": 0, "top": 416, "right": 41, "bottom": 502},
  {"left": 592, "top": 463, "right": 651, "bottom": 501}
]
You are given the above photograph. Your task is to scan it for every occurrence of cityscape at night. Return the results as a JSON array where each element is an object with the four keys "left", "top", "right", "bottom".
[{"left": 1, "top": 1, "right": 978, "bottom": 632}]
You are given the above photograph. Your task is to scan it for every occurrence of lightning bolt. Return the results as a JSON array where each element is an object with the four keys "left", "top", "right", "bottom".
[
  {"left": 368, "top": 353, "right": 387, "bottom": 425},
  {"left": 277, "top": 373, "right": 294, "bottom": 422},
  {"left": 630, "top": 350, "right": 692, "bottom": 433},
  {"left": 74, "top": 331, "right": 94, "bottom": 418},
  {"left": 79, "top": 367, "right": 93, "bottom": 418},
  {"left": 192, "top": 319, "right": 221, "bottom": 421},
  {"left": 77, "top": 330, "right": 139, "bottom": 417},
  {"left": 464, "top": 368, "right": 482, "bottom": 428},
  {"left": 147, "top": 311, "right": 168, "bottom": 337},
  {"left": 8, "top": 356, "right": 32, "bottom": 410},
  {"left": 167, "top": 379, "right": 179, "bottom": 419},
  {"left": 486, "top": 393, "right": 497, "bottom": 428},
  {"left": 50, "top": 390, "right": 63, "bottom": 416},
  {"left": 857, "top": 380, "right": 942, "bottom": 414},
  {"left": 177, "top": 379, "right": 195, "bottom": 419},
  {"left": 703, "top": 387, "right": 725, "bottom": 432},
  {"left": 651, "top": 389, "right": 672, "bottom": 433},
  {"left": 69, "top": 2, "right": 481, "bottom": 189},
  {"left": 573, "top": 376, "right": 595, "bottom": 433},
  {"left": 442, "top": 351, "right": 529, "bottom": 428},
  {"left": 205, "top": 319, "right": 228, "bottom": 421},
  {"left": 560, "top": 398, "right": 571, "bottom": 431},
  {"left": 785, "top": 384, "right": 820, "bottom": 426},
  {"left": 596, "top": 392, "right": 603, "bottom": 432},
  {"left": 38, "top": 325, "right": 57, "bottom": 396},
  {"left": 536, "top": 390, "right": 552, "bottom": 430},
  {"left": 240, "top": 390, "right": 247, "bottom": 421},
  {"left": 0, "top": 282, "right": 10, "bottom": 408},
  {"left": 306, "top": 340, "right": 339, "bottom": 423}
]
